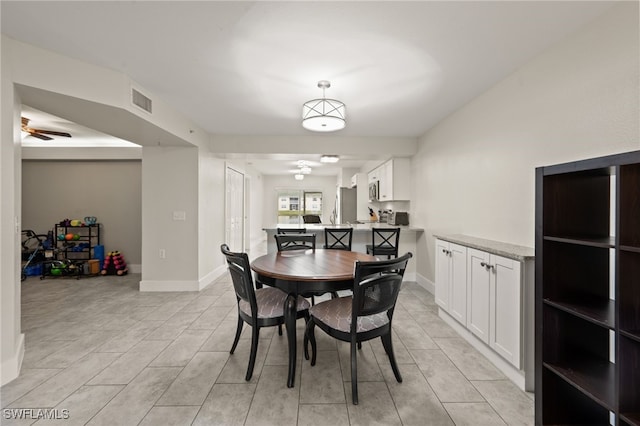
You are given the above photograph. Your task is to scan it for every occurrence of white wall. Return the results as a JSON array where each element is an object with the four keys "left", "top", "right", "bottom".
[
  {"left": 261, "top": 174, "right": 339, "bottom": 227},
  {"left": 0, "top": 39, "right": 25, "bottom": 385},
  {"left": 197, "top": 153, "right": 227, "bottom": 283},
  {"left": 22, "top": 160, "right": 142, "bottom": 265},
  {"left": 411, "top": 2, "right": 640, "bottom": 283},
  {"left": 140, "top": 146, "right": 199, "bottom": 290}
]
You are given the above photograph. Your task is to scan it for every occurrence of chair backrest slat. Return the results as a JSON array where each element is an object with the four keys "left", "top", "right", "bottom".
[
  {"left": 221, "top": 244, "right": 258, "bottom": 317},
  {"left": 352, "top": 252, "right": 412, "bottom": 323},
  {"left": 274, "top": 233, "right": 316, "bottom": 251},
  {"left": 277, "top": 228, "right": 307, "bottom": 234},
  {"left": 324, "top": 227, "right": 353, "bottom": 251},
  {"left": 372, "top": 228, "right": 400, "bottom": 249}
]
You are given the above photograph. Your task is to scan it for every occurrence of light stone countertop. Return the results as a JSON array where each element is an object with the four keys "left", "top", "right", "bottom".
[
  {"left": 264, "top": 223, "right": 424, "bottom": 233},
  {"left": 434, "top": 234, "right": 534, "bottom": 261}
]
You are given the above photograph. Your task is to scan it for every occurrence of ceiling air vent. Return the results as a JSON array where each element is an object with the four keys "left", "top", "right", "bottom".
[{"left": 131, "top": 88, "right": 152, "bottom": 114}]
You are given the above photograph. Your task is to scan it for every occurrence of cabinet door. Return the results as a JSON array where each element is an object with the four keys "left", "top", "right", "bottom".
[
  {"left": 379, "top": 161, "right": 392, "bottom": 201},
  {"left": 435, "top": 240, "right": 451, "bottom": 310},
  {"left": 467, "top": 248, "right": 491, "bottom": 344},
  {"left": 449, "top": 243, "right": 468, "bottom": 325},
  {"left": 489, "top": 254, "right": 521, "bottom": 367},
  {"left": 368, "top": 166, "right": 380, "bottom": 184}
]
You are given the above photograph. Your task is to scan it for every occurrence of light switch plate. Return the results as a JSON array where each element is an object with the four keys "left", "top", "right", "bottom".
[{"left": 172, "top": 211, "right": 186, "bottom": 221}]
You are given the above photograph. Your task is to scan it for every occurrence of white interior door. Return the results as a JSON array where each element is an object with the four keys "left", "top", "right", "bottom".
[{"left": 225, "top": 166, "right": 244, "bottom": 252}]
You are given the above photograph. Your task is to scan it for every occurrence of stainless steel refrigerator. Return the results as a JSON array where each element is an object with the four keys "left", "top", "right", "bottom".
[{"left": 334, "top": 187, "right": 357, "bottom": 224}]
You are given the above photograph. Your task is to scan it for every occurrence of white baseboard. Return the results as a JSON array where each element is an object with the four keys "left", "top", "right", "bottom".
[
  {"left": 139, "top": 264, "right": 228, "bottom": 292},
  {"left": 198, "top": 264, "right": 227, "bottom": 290},
  {"left": 416, "top": 273, "right": 435, "bottom": 294},
  {"left": 139, "top": 280, "right": 200, "bottom": 292},
  {"left": 438, "top": 308, "right": 529, "bottom": 392},
  {"left": 1, "top": 333, "right": 24, "bottom": 386}
]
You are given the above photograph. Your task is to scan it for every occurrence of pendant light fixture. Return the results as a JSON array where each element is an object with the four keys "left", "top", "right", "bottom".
[{"left": 302, "top": 80, "right": 346, "bottom": 132}]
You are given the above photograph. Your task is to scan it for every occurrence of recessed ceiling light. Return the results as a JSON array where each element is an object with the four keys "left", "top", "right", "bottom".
[
  {"left": 294, "top": 174, "right": 304, "bottom": 180},
  {"left": 320, "top": 155, "right": 340, "bottom": 163}
]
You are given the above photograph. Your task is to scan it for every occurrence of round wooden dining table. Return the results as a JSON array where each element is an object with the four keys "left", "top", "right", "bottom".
[{"left": 251, "top": 248, "right": 378, "bottom": 388}]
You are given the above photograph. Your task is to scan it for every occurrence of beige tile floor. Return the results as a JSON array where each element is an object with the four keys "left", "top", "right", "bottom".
[{"left": 2, "top": 245, "right": 533, "bottom": 425}]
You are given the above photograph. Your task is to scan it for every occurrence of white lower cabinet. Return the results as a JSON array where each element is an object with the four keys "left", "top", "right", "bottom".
[
  {"left": 467, "top": 248, "right": 521, "bottom": 368},
  {"left": 436, "top": 239, "right": 523, "bottom": 369},
  {"left": 467, "top": 249, "right": 491, "bottom": 344},
  {"left": 435, "top": 240, "right": 467, "bottom": 324}
]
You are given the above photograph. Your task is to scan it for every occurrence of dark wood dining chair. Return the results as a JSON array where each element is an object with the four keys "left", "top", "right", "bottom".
[
  {"left": 304, "top": 252, "right": 412, "bottom": 404},
  {"left": 221, "top": 244, "right": 310, "bottom": 381},
  {"left": 302, "top": 214, "right": 322, "bottom": 224},
  {"left": 366, "top": 227, "right": 401, "bottom": 259},
  {"left": 277, "top": 227, "right": 307, "bottom": 234},
  {"left": 324, "top": 227, "right": 353, "bottom": 251},
  {"left": 274, "top": 233, "right": 316, "bottom": 251}
]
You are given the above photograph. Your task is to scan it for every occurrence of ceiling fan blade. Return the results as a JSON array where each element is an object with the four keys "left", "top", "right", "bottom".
[
  {"left": 28, "top": 129, "right": 72, "bottom": 137},
  {"left": 27, "top": 131, "right": 53, "bottom": 141}
]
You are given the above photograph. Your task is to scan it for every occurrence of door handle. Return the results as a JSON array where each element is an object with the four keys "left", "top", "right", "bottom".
[{"left": 480, "top": 262, "right": 494, "bottom": 271}]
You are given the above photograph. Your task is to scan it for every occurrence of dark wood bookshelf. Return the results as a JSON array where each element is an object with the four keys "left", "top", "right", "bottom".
[
  {"left": 536, "top": 150, "right": 640, "bottom": 425},
  {"left": 543, "top": 297, "right": 614, "bottom": 328},
  {"left": 544, "top": 235, "right": 615, "bottom": 249},
  {"left": 543, "top": 360, "right": 615, "bottom": 410},
  {"left": 620, "top": 330, "right": 640, "bottom": 343},
  {"left": 620, "top": 412, "right": 640, "bottom": 426}
]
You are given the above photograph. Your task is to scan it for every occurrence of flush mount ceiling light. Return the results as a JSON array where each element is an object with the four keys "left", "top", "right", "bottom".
[
  {"left": 302, "top": 80, "right": 346, "bottom": 132},
  {"left": 320, "top": 155, "right": 340, "bottom": 163}
]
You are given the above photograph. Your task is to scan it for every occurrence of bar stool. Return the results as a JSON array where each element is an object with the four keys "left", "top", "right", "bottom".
[
  {"left": 324, "top": 227, "right": 353, "bottom": 251},
  {"left": 366, "top": 228, "right": 400, "bottom": 259}
]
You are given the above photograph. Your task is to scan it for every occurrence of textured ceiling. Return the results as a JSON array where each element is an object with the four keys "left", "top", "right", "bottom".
[{"left": 2, "top": 1, "right": 616, "bottom": 174}]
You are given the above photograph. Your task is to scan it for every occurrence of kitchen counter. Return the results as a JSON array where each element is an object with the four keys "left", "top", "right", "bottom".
[
  {"left": 264, "top": 223, "right": 423, "bottom": 233},
  {"left": 434, "top": 234, "right": 534, "bottom": 261},
  {"left": 262, "top": 223, "right": 423, "bottom": 280}
]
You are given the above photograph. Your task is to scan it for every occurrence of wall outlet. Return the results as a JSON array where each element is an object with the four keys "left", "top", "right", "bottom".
[{"left": 159, "top": 249, "right": 166, "bottom": 259}]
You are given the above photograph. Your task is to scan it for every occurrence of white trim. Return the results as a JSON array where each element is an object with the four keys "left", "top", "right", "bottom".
[
  {"left": 416, "top": 273, "right": 435, "bottom": 294},
  {"left": 138, "top": 264, "right": 228, "bottom": 292},
  {"left": 198, "top": 264, "right": 227, "bottom": 290},
  {"left": 438, "top": 308, "right": 530, "bottom": 392},
  {"left": 0, "top": 333, "right": 25, "bottom": 386},
  {"left": 128, "top": 264, "right": 141, "bottom": 274},
  {"left": 139, "top": 280, "right": 200, "bottom": 292}
]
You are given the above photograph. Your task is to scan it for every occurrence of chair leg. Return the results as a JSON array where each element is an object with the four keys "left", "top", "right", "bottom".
[
  {"left": 230, "top": 315, "right": 243, "bottom": 354},
  {"left": 306, "top": 319, "right": 317, "bottom": 366},
  {"left": 245, "top": 325, "right": 260, "bottom": 381},
  {"left": 303, "top": 313, "right": 310, "bottom": 361},
  {"left": 357, "top": 341, "right": 362, "bottom": 350},
  {"left": 381, "top": 332, "right": 402, "bottom": 383},
  {"left": 278, "top": 324, "right": 283, "bottom": 336},
  {"left": 351, "top": 338, "right": 359, "bottom": 405}
]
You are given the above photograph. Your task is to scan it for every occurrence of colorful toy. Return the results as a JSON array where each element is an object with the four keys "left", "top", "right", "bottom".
[
  {"left": 65, "top": 233, "right": 74, "bottom": 240},
  {"left": 100, "top": 250, "right": 128, "bottom": 276}
]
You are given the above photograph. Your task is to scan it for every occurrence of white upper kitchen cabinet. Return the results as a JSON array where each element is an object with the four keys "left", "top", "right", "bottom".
[{"left": 369, "top": 158, "right": 411, "bottom": 201}]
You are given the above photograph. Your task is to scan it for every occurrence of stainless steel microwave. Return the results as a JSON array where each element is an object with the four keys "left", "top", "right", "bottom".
[{"left": 368, "top": 181, "right": 379, "bottom": 202}]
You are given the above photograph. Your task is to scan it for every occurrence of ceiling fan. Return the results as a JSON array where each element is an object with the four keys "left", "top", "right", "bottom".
[{"left": 21, "top": 117, "right": 72, "bottom": 140}]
